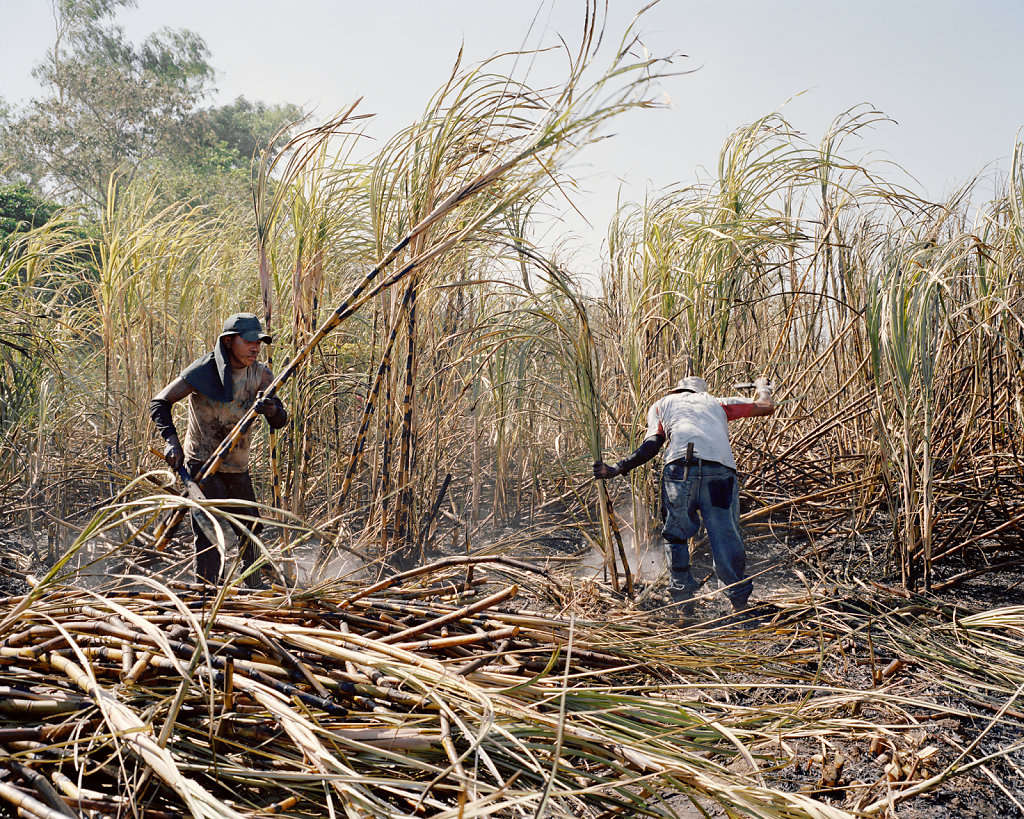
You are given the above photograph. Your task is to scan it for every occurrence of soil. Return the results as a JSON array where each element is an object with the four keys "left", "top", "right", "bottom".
[{"left": 643, "top": 522, "right": 1024, "bottom": 819}]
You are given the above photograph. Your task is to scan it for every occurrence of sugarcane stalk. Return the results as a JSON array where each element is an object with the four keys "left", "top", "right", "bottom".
[
  {"left": 378, "top": 303, "right": 396, "bottom": 556},
  {"left": 417, "top": 472, "right": 452, "bottom": 553},
  {"left": 0, "top": 697, "right": 88, "bottom": 717},
  {"left": 329, "top": 280, "right": 415, "bottom": 524},
  {"left": 149, "top": 138, "right": 585, "bottom": 552},
  {"left": 1, "top": 760, "right": 78, "bottom": 819},
  {"left": 394, "top": 624, "right": 519, "bottom": 652},
  {"left": 122, "top": 649, "right": 154, "bottom": 685},
  {"left": 233, "top": 622, "right": 333, "bottom": 700},
  {"left": 0, "top": 722, "right": 92, "bottom": 744},
  {"left": 0, "top": 781, "right": 72, "bottom": 819},
  {"left": 379, "top": 585, "right": 519, "bottom": 645},
  {"left": 392, "top": 277, "right": 419, "bottom": 569},
  {"left": 339, "top": 555, "right": 554, "bottom": 609},
  {"left": 54, "top": 795, "right": 178, "bottom": 819},
  {"left": 260, "top": 795, "right": 300, "bottom": 815},
  {"left": 5, "top": 646, "right": 248, "bottom": 819},
  {"left": 514, "top": 242, "right": 633, "bottom": 595}
]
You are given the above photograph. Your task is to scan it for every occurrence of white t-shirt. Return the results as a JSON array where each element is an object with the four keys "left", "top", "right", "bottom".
[{"left": 644, "top": 391, "right": 754, "bottom": 470}]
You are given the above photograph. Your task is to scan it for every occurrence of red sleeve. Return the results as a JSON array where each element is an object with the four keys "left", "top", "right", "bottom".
[{"left": 722, "top": 401, "right": 756, "bottom": 421}]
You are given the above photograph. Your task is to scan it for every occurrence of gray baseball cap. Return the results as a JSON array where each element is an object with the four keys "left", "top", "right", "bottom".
[{"left": 220, "top": 313, "right": 272, "bottom": 343}]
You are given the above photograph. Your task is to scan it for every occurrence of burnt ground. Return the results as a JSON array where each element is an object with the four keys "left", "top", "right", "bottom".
[
  {"left": 1, "top": 512, "right": 1023, "bottom": 818},
  {"left": 462, "top": 508, "right": 1024, "bottom": 818},
  {"left": 649, "top": 521, "right": 1024, "bottom": 818}
]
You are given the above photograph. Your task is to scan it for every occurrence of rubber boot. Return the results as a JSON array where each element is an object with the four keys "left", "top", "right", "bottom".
[{"left": 669, "top": 586, "right": 695, "bottom": 618}]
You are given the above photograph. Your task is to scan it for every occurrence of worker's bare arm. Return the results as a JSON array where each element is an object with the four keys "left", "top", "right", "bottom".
[{"left": 154, "top": 377, "right": 195, "bottom": 404}]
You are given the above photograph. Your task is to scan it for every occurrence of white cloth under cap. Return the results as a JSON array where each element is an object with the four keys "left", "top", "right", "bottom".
[{"left": 673, "top": 375, "right": 708, "bottom": 393}]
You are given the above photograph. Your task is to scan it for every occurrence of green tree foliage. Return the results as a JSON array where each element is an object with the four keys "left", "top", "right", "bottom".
[
  {"left": 0, "top": 184, "right": 61, "bottom": 246},
  {"left": 155, "top": 96, "right": 304, "bottom": 207},
  {"left": 202, "top": 97, "right": 305, "bottom": 172},
  {"left": 0, "top": 0, "right": 302, "bottom": 211},
  {"left": 0, "top": 182, "right": 99, "bottom": 303},
  {"left": 1, "top": 0, "right": 212, "bottom": 207}
]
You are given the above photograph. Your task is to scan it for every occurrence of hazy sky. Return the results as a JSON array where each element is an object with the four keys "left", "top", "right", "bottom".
[{"left": 2, "top": 0, "right": 1023, "bottom": 259}]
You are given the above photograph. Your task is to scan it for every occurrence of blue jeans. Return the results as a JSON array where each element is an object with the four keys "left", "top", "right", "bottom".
[{"left": 661, "top": 459, "right": 751, "bottom": 606}]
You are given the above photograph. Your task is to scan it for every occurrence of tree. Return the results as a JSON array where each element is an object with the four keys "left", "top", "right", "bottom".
[
  {"left": 0, "top": 184, "right": 62, "bottom": 248},
  {"left": 1, "top": 1, "right": 214, "bottom": 208},
  {"left": 0, "top": 1, "right": 302, "bottom": 211},
  {"left": 203, "top": 97, "right": 305, "bottom": 172},
  {"left": 152, "top": 96, "right": 305, "bottom": 207}
]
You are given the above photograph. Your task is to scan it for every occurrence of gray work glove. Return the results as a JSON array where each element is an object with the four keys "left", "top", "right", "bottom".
[
  {"left": 163, "top": 438, "right": 185, "bottom": 471},
  {"left": 254, "top": 391, "right": 279, "bottom": 416},
  {"left": 254, "top": 391, "right": 289, "bottom": 430},
  {"left": 753, "top": 376, "right": 773, "bottom": 396}
]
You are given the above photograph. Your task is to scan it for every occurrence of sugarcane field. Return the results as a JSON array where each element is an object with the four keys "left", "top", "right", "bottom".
[{"left": 2, "top": 2, "right": 1024, "bottom": 818}]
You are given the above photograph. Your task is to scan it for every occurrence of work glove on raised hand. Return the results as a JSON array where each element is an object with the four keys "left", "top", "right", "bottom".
[
  {"left": 163, "top": 438, "right": 185, "bottom": 471},
  {"left": 253, "top": 391, "right": 274, "bottom": 416},
  {"left": 254, "top": 391, "right": 288, "bottom": 429},
  {"left": 753, "top": 376, "right": 773, "bottom": 396}
]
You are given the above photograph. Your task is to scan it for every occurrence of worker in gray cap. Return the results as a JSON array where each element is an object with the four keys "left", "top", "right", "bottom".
[
  {"left": 594, "top": 375, "right": 774, "bottom": 618},
  {"left": 150, "top": 313, "right": 288, "bottom": 585}
]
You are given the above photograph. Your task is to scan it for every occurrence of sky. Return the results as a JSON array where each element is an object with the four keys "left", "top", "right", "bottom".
[{"left": 2, "top": 0, "right": 1023, "bottom": 262}]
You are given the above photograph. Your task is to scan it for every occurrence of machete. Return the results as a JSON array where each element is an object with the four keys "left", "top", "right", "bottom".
[{"left": 149, "top": 447, "right": 223, "bottom": 556}]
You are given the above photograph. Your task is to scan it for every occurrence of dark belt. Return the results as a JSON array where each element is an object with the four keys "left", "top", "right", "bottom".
[{"left": 666, "top": 455, "right": 722, "bottom": 468}]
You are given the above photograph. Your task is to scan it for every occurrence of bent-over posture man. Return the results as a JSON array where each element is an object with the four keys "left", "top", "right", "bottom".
[
  {"left": 150, "top": 313, "right": 288, "bottom": 584},
  {"left": 594, "top": 375, "right": 774, "bottom": 616}
]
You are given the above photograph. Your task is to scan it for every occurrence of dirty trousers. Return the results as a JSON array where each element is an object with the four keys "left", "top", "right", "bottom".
[
  {"left": 661, "top": 458, "right": 752, "bottom": 606},
  {"left": 187, "top": 462, "right": 261, "bottom": 584}
]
